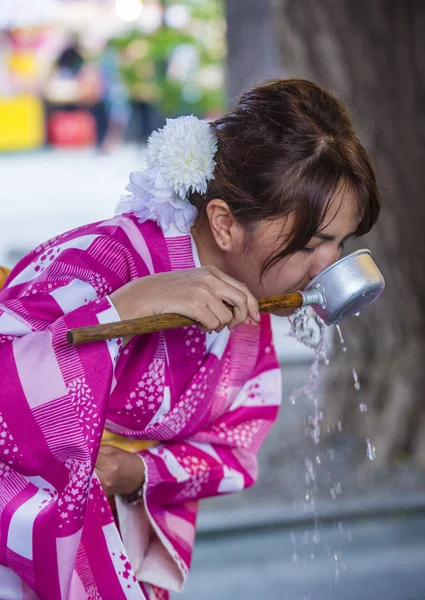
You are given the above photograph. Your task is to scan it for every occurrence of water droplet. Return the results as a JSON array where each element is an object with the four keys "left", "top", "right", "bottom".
[
  {"left": 305, "top": 458, "right": 315, "bottom": 482},
  {"left": 366, "top": 438, "right": 376, "bottom": 460},
  {"left": 336, "top": 324, "right": 347, "bottom": 352},
  {"left": 352, "top": 367, "right": 361, "bottom": 390},
  {"left": 329, "top": 482, "right": 342, "bottom": 499}
]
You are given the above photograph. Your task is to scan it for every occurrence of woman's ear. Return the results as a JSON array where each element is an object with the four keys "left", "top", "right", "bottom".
[{"left": 206, "top": 199, "right": 245, "bottom": 252}]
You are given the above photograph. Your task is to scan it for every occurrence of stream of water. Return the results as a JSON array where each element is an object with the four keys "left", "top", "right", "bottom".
[{"left": 287, "top": 308, "right": 377, "bottom": 595}]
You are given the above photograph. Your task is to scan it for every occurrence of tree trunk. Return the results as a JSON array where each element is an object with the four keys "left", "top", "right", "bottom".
[
  {"left": 224, "top": 0, "right": 283, "bottom": 105},
  {"left": 272, "top": 0, "right": 425, "bottom": 466}
]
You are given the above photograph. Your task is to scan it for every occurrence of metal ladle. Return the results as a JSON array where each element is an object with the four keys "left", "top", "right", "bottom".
[{"left": 67, "top": 249, "right": 385, "bottom": 345}]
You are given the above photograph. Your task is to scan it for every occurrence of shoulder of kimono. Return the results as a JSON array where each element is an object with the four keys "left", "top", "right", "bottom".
[{"left": 93, "top": 214, "right": 171, "bottom": 275}]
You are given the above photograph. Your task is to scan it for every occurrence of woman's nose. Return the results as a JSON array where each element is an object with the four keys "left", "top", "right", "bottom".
[{"left": 308, "top": 246, "right": 341, "bottom": 280}]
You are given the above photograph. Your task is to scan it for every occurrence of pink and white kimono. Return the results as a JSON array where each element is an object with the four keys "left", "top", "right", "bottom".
[{"left": 0, "top": 214, "right": 282, "bottom": 600}]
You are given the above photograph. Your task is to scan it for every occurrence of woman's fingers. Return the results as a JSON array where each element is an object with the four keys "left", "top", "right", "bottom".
[
  {"left": 215, "top": 283, "right": 254, "bottom": 329},
  {"left": 189, "top": 268, "right": 259, "bottom": 331},
  {"left": 209, "top": 269, "right": 259, "bottom": 324},
  {"left": 194, "top": 302, "right": 233, "bottom": 333},
  {"left": 191, "top": 303, "right": 221, "bottom": 332},
  {"left": 207, "top": 298, "right": 234, "bottom": 331}
]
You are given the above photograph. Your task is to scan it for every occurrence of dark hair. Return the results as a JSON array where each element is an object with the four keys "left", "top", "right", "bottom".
[
  {"left": 57, "top": 45, "right": 84, "bottom": 74},
  {"left": 190, "top": 78, "right": 380, "bottom": 273}
]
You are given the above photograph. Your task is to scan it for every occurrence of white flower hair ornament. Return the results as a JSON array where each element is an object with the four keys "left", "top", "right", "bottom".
[{"left": 116, "top": 116, "right": 218, "bottom": 233}]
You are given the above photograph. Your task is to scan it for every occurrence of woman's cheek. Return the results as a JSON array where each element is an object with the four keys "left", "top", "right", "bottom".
[{"left": 261, "top": 270, "right": 294, "bottom": 297}]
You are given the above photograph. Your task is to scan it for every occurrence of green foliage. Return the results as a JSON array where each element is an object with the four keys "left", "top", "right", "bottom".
[{"left": 110, "top": 0, "right": 226, "bottom": 117}]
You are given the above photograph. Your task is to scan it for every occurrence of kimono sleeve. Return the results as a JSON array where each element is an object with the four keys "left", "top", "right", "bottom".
[{"left": 142, "top": 395, "right": 281, "bottom": 505}]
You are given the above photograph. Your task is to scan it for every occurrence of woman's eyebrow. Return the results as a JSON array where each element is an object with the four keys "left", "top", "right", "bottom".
[{"left": 313, "top": 231, "right": 357, "bottom": 242}]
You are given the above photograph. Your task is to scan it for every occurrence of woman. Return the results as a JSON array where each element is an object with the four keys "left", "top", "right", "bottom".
[{"left": 0, "top": 79, "right": 380, "bottom": 600}]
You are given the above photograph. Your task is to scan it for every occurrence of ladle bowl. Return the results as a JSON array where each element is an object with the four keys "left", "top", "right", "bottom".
[{"left": 301, "top": 249, "right": 385, "bottom": 325}]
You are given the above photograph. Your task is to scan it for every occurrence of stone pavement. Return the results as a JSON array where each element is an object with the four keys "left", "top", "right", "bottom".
[{"left": 178, "top": 512, "right": 425, "bottom": 600}]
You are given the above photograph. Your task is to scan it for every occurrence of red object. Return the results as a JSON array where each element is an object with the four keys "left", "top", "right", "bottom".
[{"left": 48, "top": 110, "right": 96, "bottom": 147}]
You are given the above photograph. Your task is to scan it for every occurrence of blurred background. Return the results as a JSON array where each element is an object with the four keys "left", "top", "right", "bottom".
[{"left": 1, "top": 1, "right": 425, "bottom": 598}]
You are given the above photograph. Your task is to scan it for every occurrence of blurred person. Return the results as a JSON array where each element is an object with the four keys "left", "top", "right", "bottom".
[
  {"left": 0, "top": 79, "right": 380, "bottom": 600},
  {"left": 44, "top": 37, "right": 85, "bottom": 107},
  {"left": 96, "top": 40, "right": 131, "bottom": 153},
  {"left": 45, "top": 37, "right": 107, "bottom": 148}
]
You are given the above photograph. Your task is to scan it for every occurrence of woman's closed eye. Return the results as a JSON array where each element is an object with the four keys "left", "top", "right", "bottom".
[{"left": 302, "top": 241, "right": 345, "bottom": 255}]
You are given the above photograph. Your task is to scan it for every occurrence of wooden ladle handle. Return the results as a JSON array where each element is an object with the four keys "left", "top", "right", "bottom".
[{"left": 67, "top": 292, "right": 304, "bottom": 345}]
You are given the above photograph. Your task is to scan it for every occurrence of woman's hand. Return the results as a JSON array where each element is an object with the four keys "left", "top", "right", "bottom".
[
  {"left": 95, "top": 445, "right": 145, "bottom": 497},
  {"left": 109, "top": 266, "right": 259, "bottom": 333}
]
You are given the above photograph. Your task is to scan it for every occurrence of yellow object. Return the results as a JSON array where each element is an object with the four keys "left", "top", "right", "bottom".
[
  {"left": 8, "top": 53, "right": 38, "bottom": 78},
  {"left": 0, "top": 94, "right": 44, "bottom": 151},
  {"left": 0, "top": 266, "right": 11, "bottom": 289},
  {"left": 101, "top": 429, "right": 158, "bottom": 453}
]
